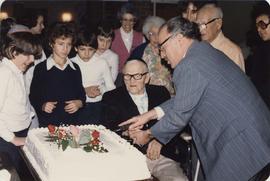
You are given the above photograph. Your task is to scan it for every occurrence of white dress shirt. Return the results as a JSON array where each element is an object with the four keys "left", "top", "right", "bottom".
[
  {"left": 96, "top": 49, "right": 119, "bottom": 81},
  {"left": 129, "top": 90, "right": 148, "bottom": 114},
  {"left": 0, "top": 58, "right": 33, "bottom": 142},
  {"left": 71, "top": 54, "right": 115, "bottom": 102},
  {"left": 120, "top": 27, "right": 133, "bottom": 53}
]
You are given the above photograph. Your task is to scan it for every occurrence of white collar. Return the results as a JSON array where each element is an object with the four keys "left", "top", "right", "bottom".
[
  {"left": 129, "top": 88, "right": 147, "bottom": 99},
  {"left": 120, "top": 27, "right": 133, "bottom": 37},
  {"left": 2, "top": 57, "right": 23, "bottom": 74},
  {"left": 46, "top": 55, "right": 76, "bottom": 71}
]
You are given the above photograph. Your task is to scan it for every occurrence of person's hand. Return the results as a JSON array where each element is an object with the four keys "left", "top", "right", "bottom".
[
  {"left": 119, "top": 109, "right": 158, "bottom": 131},
  {"left": 147, "top": 139, "right": 162, "bottom": 160},
  {"left": 129, "top": 129, "right": 152, "bottom": 146},
  {"left": 42, "top": 101, "right": 57, "bottom": 113},
  {"left": 11, "top": 137, "right": 26, "bottom": 146},
  {"left": 85, "top": 86, "right": 101, "bottom": 98},
  {"left": 64, "top": 100, "right": 83, "bottom": 114}
]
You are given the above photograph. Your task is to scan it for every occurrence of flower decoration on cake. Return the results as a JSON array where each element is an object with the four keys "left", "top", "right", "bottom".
[{"left": 46, "top": 124, "right": 108, "bottom": 153}]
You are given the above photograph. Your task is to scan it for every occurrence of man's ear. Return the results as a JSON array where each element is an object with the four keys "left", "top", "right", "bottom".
[
  {"left": 144, "top": 73, "right": 150, "bottom": 84},
  {"left": 216, "top": 18, "right": 223, "bottom": 30}
]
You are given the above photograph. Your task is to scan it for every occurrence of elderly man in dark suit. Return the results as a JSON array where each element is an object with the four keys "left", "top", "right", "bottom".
[
  {"left": 102, "top": 58, "right": 188, "bottom": 181},
  {"left": 121, "top": 16, "right": 270, "bottom": 181}
]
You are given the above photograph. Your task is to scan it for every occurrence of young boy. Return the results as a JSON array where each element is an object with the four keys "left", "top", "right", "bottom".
[
  {"left": 71, "top": 29, "right": 115, "bottom": 124},
  {"left": 95, "top": 22, "right": 119, "bottom": 82},
  {"left": 29, "top": 22, "right": 85, "bottom": 127}
]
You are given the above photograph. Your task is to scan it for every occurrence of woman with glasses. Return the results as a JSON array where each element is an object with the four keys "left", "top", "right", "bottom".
[
  {"left": 130, "top": 16, "right": 175, "bottom": 95},
  {"left": 111, "top": 3, "right": 144, "bottom": 87},
  {"left": 247, "top": 2, "right": 270, "bottom": 109}
]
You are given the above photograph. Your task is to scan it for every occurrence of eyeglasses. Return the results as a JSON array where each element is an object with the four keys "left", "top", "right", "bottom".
[
  {"left": 148, "top": 31, "right": 158, "bottom": 37},
  {"left": 198, "top": 18, "right": 220, "bottom": 29},
  {"left": 256, "top": 20, "right": 270, "bottom": 30},
  {"left": 157, "top": 34, "right": 174, "bottom": 54},
  {"left": 123, "top": 72, "right": 148, "bottom": 80}
]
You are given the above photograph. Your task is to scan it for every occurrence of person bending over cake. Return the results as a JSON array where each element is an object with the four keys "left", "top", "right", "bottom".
[
  {"left": 0, "top": 32, "right": 42, "bottom": 172},
  {"left": 29, "top": 22, "right": 85, "bottom": 127},
  {"left": 102, "top": 58, "right": 188, "bottom": 181},
  {"left": 71, "top": 28, "right": 115, "bottom": 124}
]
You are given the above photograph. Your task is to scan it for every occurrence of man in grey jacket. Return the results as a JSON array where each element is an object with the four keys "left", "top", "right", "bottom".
[{"left": 120, "top": 16, "right": 270, "bottom": 181}]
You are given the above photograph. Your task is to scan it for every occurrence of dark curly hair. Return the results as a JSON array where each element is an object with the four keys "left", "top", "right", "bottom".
[
  {"left": 48, "top": 22, "right": 76, "bottom": 46},
  {"left": 75, "top": 28, "right": 97, "bottom": 49}
]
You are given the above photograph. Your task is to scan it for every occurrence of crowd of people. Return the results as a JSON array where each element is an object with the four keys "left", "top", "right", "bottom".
[{"left": 0, "top": 1, "right": 270, "bottom": 181}]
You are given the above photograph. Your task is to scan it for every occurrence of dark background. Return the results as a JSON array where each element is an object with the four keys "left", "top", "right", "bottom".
[{"left": 1, "top": 0, "right": 267, "bottom": 58}]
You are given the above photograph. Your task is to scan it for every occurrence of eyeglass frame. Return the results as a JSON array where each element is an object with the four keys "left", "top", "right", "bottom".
[
  {"left": 256, "top": 20, "right": 270, "bottom": 30},
  {"left": 123, "top": 72, "right": 148, "bottom": 81},
  {"left": 157, "top": 34, "right": 174, "bottom": 55},
  {"left": 198, "top": 17, "right": 221, "bottom": 29}
]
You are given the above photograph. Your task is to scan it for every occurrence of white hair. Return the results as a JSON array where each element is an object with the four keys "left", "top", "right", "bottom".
[
  {"left": 142, "top": 16, "right": 165, "bottom": 38},
  {"left": 201, "top": 4, "right": 223, "bottom": 19}
]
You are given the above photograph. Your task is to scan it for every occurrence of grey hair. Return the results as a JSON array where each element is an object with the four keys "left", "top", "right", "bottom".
[{"left": 142, "top": 16, "right": 165, "bottom": 38}]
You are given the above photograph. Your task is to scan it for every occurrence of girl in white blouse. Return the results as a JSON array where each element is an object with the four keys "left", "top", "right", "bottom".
[{"left": 0, "top": 32, "right": 42, "bottom": 172}]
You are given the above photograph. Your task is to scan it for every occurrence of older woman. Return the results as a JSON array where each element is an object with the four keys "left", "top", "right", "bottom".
[
  {"left": 111, "top": 3, "right": 144, "bottom": 86},
  {"left": 130, "top": 16, "right": 175, "bottom": 95}
]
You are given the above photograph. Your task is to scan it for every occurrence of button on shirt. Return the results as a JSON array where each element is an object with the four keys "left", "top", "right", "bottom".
[
  {"left": 0, "top": 58, "right": 33, "bottom": 142},
  {"left": 129, "top": 91, "right": 149, "bottom": 114}
]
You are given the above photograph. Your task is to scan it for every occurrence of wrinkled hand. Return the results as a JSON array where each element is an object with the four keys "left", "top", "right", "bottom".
[
  {"left": 11, "top": 137, "right": 26, "bottom": 146},
  {"left": 85, "top": 86, "right": 101, "bottom": 98},
  {"left": 147, "top": 140, "right": 162, "bottom": 160},
  {"left": 64, "top": 100, "right": 83, "bottom": 114},
  {"left": 129, "top": 129, "right": 151, "bottom": 146},
  {"left": 42, "top": 101, "right": 57, "bottom": 113}
]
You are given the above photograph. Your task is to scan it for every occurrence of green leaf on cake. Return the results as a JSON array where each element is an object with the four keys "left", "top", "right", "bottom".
[
  {"left": 83, "top": 145, "right": 92, "bottom": 152},
  {"left": 62, "top": 139, "right": 69, "bottom": 151}
]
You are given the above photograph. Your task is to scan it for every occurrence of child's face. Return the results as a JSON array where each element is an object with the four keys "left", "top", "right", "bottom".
[
  {"left": 97, "top": 35, "right": 112, "bottom": 54},
  {"left": 52, "top": 37, "right": 72, "bottom": 60},
  {"left": 76, "top": 45, "right": 96, "bottom": 62},
  {"left": 12, "top": 54, "right": 34, "bottom": 72}
]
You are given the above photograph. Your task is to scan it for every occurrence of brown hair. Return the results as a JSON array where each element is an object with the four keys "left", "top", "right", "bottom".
[{"left": 1, "top": 32, "right": 42, "bottom": 60}]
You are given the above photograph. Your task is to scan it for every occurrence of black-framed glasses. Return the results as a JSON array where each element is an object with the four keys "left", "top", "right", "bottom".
[
  {"left": 123, "top": 72, "right": 148, "bottom": 80},
  {"left": 158, "top": 35, "right": 173, "bottom": 50},
  {"left": 198, "top": 18, "right": 220, "bottom": 29},
  {"left": 256, "top": 20, "right": 270, "bottom": 30}
]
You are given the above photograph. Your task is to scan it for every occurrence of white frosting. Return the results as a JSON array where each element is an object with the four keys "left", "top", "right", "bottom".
[{"left": 23, "top": 125, "right": 151, "bottom": 181}]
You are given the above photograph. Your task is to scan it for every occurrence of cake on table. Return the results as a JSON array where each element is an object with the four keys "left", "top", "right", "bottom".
[{"left": 23, "top": 125, "right": 151, "bottom": 181}]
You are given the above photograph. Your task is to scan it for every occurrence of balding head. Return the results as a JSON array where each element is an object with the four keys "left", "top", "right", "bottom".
[
  {"left": 123, "top": 59, "right": 149, "bottom": 95},
  {"left": 196, "top": 4, "right": 223, "bottom": 42}
]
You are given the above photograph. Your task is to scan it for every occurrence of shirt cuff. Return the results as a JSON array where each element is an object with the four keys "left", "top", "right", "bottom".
[
  {"left": 154, "top": 106, "right": 165, "bottom": 120},
  {"left": 1, "top": 131, "right": 15, "bottom": 142}
]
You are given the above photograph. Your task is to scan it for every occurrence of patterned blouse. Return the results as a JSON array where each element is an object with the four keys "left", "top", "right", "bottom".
[{"left": 142, "top": 44, "right": 175, "bottom": 95}]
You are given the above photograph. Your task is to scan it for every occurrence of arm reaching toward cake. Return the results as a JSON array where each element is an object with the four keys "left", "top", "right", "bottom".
[{"left": 119, "top": 109, "right": 158, "bottom": 130}]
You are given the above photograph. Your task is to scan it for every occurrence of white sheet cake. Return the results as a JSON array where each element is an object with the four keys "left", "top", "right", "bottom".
[{"left": 23, "top": 125, "right": 151, "bottom": 181}]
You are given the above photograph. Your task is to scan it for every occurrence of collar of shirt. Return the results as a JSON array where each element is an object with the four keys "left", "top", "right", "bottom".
[
  {"left": 129, "top": 89, "right": 148, "bottom": 114},
  {"left": 120, "top": 27, "right": 133, "bottom": 39},
  {"left": 2, "top": 57, "right": 23, "bottom": 75},
  {"left": 46, "top": 55, "right": 76, "bottom": 71}
]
